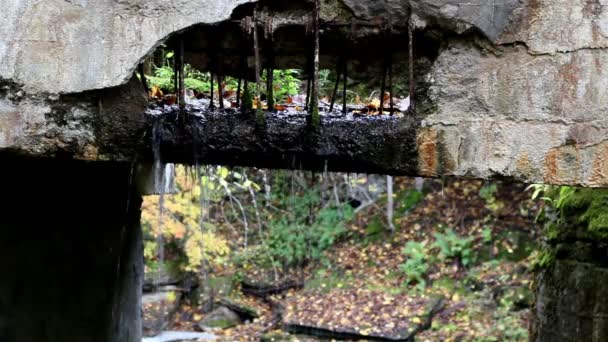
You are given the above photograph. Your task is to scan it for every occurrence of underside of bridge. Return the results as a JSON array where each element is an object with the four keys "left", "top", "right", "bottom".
[{"left": 1, "top": 0, "right": 608, "bottom": 341}]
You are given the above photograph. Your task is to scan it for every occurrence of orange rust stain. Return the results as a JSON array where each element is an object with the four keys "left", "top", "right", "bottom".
[
  {"left": 516, "top": 152, "right": 532, "bottom": 177},
  {"left": 417, "top": 128, "right": 438, "bottom": 177},
  {"left": 80, "top": 145, "right": 100, "bottom": 161},
  {"left": 588, "top": 141, "right": 608, "bottom": 186},
  {"left": 544, "top": 149, "right": 559, "bottom": 184},
  {"left": 558, "top": 57, "right": 582, "bottom": 103},
  {"left": 543, "top": 145, "right": 582, "bottom": 185}
]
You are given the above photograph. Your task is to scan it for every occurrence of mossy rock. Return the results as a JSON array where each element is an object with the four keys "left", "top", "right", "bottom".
[
  {"left": 549, "top": 188, "right": 608, "bottom": 241},
  {"left": 198, "top": 306, "right": 242, "bottom": 330}
]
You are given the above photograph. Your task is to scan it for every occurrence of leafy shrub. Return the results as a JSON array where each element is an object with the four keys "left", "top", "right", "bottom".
[
  {"left": 400, "top": 241, "right": 429, "bottom": 290},
  {"left": 479, "top": 184, "right": 504, "bottom": 213},
  {"left": 266, "top": 205, "right": 352, "bottom": 267},
  {"left": 147, "top": 65, "right": 216, "bottom": 94},
  {"left": 398, "top": 189, "right": 424, "bottom": 214},
  {"left": 432, "top": 227, "right": 474, "bottom": 267},
  {"left": 262, "top": 69, "right": 302, "bottom": 102}
]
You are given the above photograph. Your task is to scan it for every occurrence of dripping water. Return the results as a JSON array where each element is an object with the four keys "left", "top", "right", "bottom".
[{"left": 152, "top": 118, "right": 175, "bottom": 287}]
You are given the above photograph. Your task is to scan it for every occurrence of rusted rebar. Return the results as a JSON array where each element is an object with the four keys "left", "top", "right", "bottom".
[
  {"left": 342, "top": 59, "right": 348, "bottom": 114},
  {"left": 305, "top": 65, "right": 311, "bottom": 110},
  {"left": 408, "top": 10, "right": 416, "bottom": 114},
  {"left": 178, "top": 38, "right": 185, "bottom": 109},
  {"left": 217, "top": 73, "right": 224, "bottom": 110},
  {"left": 266, "top": 31, "right": 275, "bottom": 112},
  {"left": 173, "top": 48, "right": 178, "bottom": 99},
  {"left": 343, "top": 18, "right": 356, "bottom": 115},
  {"left": 309, "top": 0, "right": 321, "bottom": 126},
  {"left": 380, "top": 55, "right": 387, "bottom": 115},
  {"left": 137, "top": 63, "right": 149, "bottom": 95},
  {"left": 388, "top": 50, "right": 394, "bottom": 115},
  {"left": 329, "top": 58, "right": 342, "bottom": 112},
  {"left": 209, "top": 71, "right": 215, "bottom": 110},
  {"left": 267, "top": 67, "right": 275, "bottom": 111},
  {"left": 236, "top": 78, "right": 242, "bottom": 107},
  {"left": 253, "top": 7, "right": 263, "bottom": 122}
]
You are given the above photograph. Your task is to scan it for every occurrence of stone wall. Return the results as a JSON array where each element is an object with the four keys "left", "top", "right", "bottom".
[{"left": 0, "top": 155, "right": 143, "bottom": 342}]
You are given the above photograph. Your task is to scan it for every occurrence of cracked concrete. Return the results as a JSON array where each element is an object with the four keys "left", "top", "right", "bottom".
[{"left": 0, "top": 0, "right": 607, "bottom": 187}]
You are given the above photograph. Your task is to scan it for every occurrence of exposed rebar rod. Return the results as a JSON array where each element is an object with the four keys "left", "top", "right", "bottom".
[
  {"left": 209, "top": 71, "right": 215, "bottom": 110},
  {"left": 267, "top": 67, "right": 275, "bottom": 111},
  {"left": 178, "top": 38, "right": 185, "bottom": 109},
  {"left": 329, "top": 58, "right": 342, "bottom": 112},
  {"left": 379, "top": 51, "right": 387, "bottom": 115},
  {"left": 342, "top": 59, "right": 348, "bottom": 114},
  {"left": 217, "top": 57, "right": 224, "bottom": 110},
  {"left": 266, "top": 17, "right": 276, "bottom": 112},
  {"left": 309, "top": 0, "right": 321, "bottom": 125},
  {"left": 242, "top": 79, "right": 251, "bottom": 113},
  {"left": 388, "top": 44, "right": 394, "bottom": 115},
  {"left": 253, "top": 8, "right": 263, "bottom": 121},
  {"left": 408, "top": 11, "right": 416, "bottom": 114},
  {"left": 137, "top": 64, "right": 149, "bottom": 95},
  {"left": 217, "top": 73, "right": 224, "bottom": 110},
  {"left": 236, "top": 78, "right": 242, "bottom": 107},
  {"left": 266, "top": 42, "right": 275, "bottom": 112},
  {"left": 173, "top": 48, "right": 178, "bottom": 99},
  {"left": 305, "top": 75, "right": 312, "bottom": 110},
  {"left": 344, "top": 18, "right": 356, "bottom": 115}
]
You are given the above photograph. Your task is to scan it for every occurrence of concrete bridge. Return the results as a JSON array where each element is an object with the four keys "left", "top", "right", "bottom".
[{"left": 1, "top": 0, "right": 607, "bottom": 341}]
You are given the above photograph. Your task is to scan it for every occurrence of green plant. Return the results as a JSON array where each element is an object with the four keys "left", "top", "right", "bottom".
[
  {"left": 482, "top": 227, "right": 493, "bottom": 243},
  {"left": 318, "top": 69, "right": 333, "bottom": 95},
  {"left": 398, "top": 189, "right": 424, "bottom": 214},
  {"left": 262, "top": 69, "right": 302, "bottom": 103},
  {"left": 400, "top": 241, "right": 429, "bottom": 290},
  {"left": 432, "top": 227, "right": 474, "bottom": 267},
  {"left": 479, "top": 183, "right": 504, "bottom": 213},
  {"left": 529, "top": 185, "right": 608, "bottom": 239},
  {"left": 241, "top": 83, "right": 253, "bottom": 112},
  {"left": 264, "top": 186, "right": 354, "bottom": 267}
]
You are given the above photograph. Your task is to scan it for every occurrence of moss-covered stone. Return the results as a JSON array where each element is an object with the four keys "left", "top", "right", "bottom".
[{"left": 546, "top": 187, "right": 608, "bottom": 241}]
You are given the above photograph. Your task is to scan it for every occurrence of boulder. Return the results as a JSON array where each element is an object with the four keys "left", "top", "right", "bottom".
[
  {"left": 198, "top": 306, "right": 243, "bottom": 330},
  {"left": 143, "top": 290, "right": 182, "bottom": 337}
]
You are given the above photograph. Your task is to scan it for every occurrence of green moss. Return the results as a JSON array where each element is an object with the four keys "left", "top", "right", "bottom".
[
  {"left": 365, "top": 215, "right": 384, "bottom": 237},
  {"left": 242, "top": 84, "right": 253, "bottom": 112},
  {"left": 207, "top": 318, "right": 238, "bottom": 329},
  {"left": 544, "top": 222, "right": 561, "bottom": 241},
  {"left": 256, "top": 108, "right": 265, "bottom": 126},
  {"left": 557, "top": 188, "right": 608, "bottom": 239},
  {"left": 531, "top": 249, "right": 556, "bottom": 272},
  {"left": 310, "top": 105, "right": 320, "bottom": 127},
  {"left": 319, "top": 0, "right": 353, "bottom": 21},
  {"left": 267, "top": 77, "right": 275, "bottom": 111}
]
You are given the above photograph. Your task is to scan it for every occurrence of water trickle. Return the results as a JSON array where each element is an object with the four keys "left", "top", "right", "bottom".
[{"left": 152, "top": 118, "right": 169, "bottom": 286}]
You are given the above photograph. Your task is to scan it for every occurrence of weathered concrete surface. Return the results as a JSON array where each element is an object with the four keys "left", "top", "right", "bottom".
[
  {"left": 0, "top": 0, "right": 253, "bottom": 93},
  {"left": 422, "top": 43, "right": 608, "bottom": 187},
  {"left": 534, "top": 259, "right": 608, "bottom": 342},
  {"left": 0, "top": 0, "right": 607, "bottom": 189},
  {"left": 0, "top": 0, "right": 522, "bottom": 94},
  {"left": 498, "top": 0, "right": 608, "bottom": 54},
  {"left": 0, "top": 76, "right": 147, "bottom": 160}
]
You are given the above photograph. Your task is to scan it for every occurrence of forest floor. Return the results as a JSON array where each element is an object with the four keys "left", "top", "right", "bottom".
[{"left": 144, "top": 177, "right": 541, "bottom": 341}]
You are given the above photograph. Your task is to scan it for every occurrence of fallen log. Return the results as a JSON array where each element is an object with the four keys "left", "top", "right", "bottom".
[{"left": 241, "top": 279, "right": 304, "bottom": 298}]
